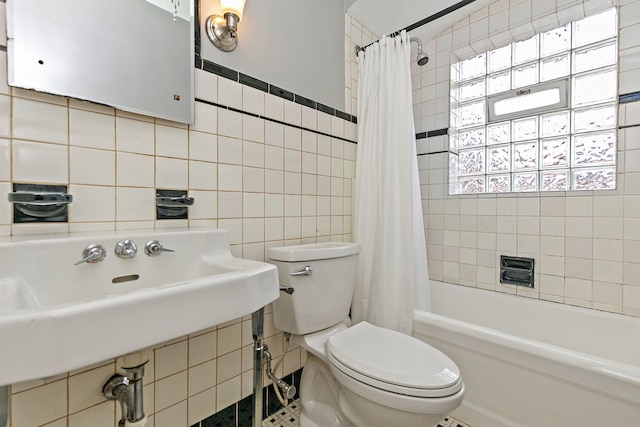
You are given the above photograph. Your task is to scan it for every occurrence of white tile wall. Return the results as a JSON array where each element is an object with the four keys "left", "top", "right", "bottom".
[
  {"left": 415, "top": 0, "right": 640, "bottom": 317},
  {"left": 2, "top": 7, "right": 356, "bottom": 425}
]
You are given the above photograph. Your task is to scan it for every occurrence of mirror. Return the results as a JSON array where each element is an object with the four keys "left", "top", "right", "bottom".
[{"left": 6, "top": 0, "right": 194, "bottom": 124}]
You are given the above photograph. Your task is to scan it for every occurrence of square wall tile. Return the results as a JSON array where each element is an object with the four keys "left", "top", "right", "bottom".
[
  {"left": 68, "top": 185, "right": 116, "bottom": 223},
  {"left": 265, "top": 170, "right": 284, "bottom": 194},
  {"left": 216, "top": 376, "right": 241, "bottom": 412},
  {"left": 189, "top": 160, "right": 217, "bottom": 191},
  {"left": 284, "top": 101, "right": 301, "bottom": 126},
  {"left": 243, "top": 115, "right": 265, "bottom": 143},
  {"left": 70, "top": 147, "right": 115, "bottom": 186},
  {"left": 243, "top": 86, "right": 265, "bottom": 116},
  {"left": 218, "top": 164, "right": 243, "bottom": 191},
  {"left": 243, "top": 193, "right": 265, "bottom": 218},
  {"left": 189, "top": 331, "right": 217, "bottom": 367},
  {"left": 189, "top": 131, "right": 217, "bottom": 163},
  {"left": 155, "top": 400, "right": 187, "bottom": 427},
  {"left": 243, "top": 166, "right": 265, "bottom": 193},
  {"left": 11, "top": 379, "right": 67, "bottom": 427},
  {"left": 156, "top": 125, "right": 188, "bottom": 159},
  {"left": 302, "top": 106, "right": 318, "bottom": 131},
  {"left": 218, "top": 109, "right": 243, "bottom": 139},
  {"left": 115, "top": 117, "right": 154, "bottom": 155},
  {"left": 191, "top": 102, "right": 218, "bottom": 135},
  {"left": 265, "top": 94, "right": 285, "bottom": 121},
  {"left": 0, "top": 182, "right": 11, "bottom": 225},
  {"left": 243, "top": 218, "right": 265, "bottom": 243},
  {"left": 115, "top": 187, "right": 155, "bottom": 221},
  {"left": 68, "top": 401, "right": 113, "bottom": 427},
  {"left": 155, "top": 371, "right": 188, "bottom": 412},
  {"left": 116, "top": 152, "right": 154, "bottom": 187},
  {"left": 218, "top": 77, "right": 243, "bottom": 110},
  {"left": 68, "top": 364, "right": 115, "bottom": 414},
  {"left": 12, "top": 97, "right": 68, "bottom": 145},
  {"left": 217, "top": 350, "right": 242, "bottom": 383},
  {"left": 155, "top": 340, "right": 188, "bottom": 380},
  {"left": 265, "top": 122, "right": 284, "bottom": 147},
  {"left": 188, "top": 190, "right": 217, "bottom": 219},
  {"left": 195, "top": 68, "right": 218, "bottom": 103},
  {"left": 0, "top": 53, "right": 10, "bottom": 96},
  {"left": 188, "top": 388, "right": 217, "bottom": 426},
  {"left": 12, "top": 139, "right": 68, "bottom": 184},
  {"left": 218, "top": 192, "right": 243, "bottom": 219},
  {"left": 217, "top": 322, "right": 242, "bottom": 356},
  {"left": 156, "top": 157, "right": 188, "bottom": 189},
  {"left": 69, "top": 109, "right": 115, "bottom": 150},
  {"left": 244, "top": 140, "right": 265, "bottom": 168},
  {"left": 0, "top": 138, "right": 9, "bottom": 181},
  {"left": 218, "top": 136, "right": 243, "bottom": 166}
]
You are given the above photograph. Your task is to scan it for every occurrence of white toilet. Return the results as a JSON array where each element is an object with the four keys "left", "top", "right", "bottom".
[{"left": 269, "top": 242, "right": 464, "bottom": 427}]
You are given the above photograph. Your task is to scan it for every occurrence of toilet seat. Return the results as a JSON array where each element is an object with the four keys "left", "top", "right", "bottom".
[{"left": 326, "top": 321, "right": 462, "bottom": 398}]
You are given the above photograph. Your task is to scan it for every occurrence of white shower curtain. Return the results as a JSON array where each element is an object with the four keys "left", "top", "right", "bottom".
[{"left": 352, "top": 31, "right": 430, "bottom": 335}]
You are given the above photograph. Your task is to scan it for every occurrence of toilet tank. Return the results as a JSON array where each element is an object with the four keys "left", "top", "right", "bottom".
[{"left": 269, "top": 242, "right": 360, "bottom": 335}]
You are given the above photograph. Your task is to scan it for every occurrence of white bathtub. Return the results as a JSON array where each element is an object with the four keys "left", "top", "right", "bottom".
[{"left": 413, "top": 281, "right": 640, "bottom": 427}]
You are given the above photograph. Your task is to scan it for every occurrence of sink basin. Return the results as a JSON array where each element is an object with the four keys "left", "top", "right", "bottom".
[{"left": 0, "top": 229, "right": 279, "bottom": 386}]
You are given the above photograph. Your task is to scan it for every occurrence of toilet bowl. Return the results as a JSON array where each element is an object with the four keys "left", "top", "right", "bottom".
[{"left": 269, "top": 242, "right": 464, "bottom": 427}]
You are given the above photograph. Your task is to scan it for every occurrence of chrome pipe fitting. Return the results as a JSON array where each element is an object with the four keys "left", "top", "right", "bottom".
[
  {"left": 263, "top": 345, "right": 296, "bottom": 400},
  {"left": 252, "top": 308, "right": 265, "bottom": 427},
  {"left": 103, "top": 363, "right": 146, "bottom": 426}
]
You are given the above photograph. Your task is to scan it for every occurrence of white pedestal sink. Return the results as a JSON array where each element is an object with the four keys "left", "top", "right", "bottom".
[{"left": 0, "top": 229, "right": 279, "bottom": 386}]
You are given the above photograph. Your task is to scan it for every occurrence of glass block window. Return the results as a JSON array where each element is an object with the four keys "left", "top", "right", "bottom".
[{"left": 449, "top": 9, "right": 617, "bottom": 194}]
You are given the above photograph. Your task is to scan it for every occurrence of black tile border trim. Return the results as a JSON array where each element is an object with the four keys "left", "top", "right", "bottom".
[
  {"left": 417, "top": 150, "right": 448, "bottom": 157},
  {"left": 619, "top": 91, "right": 640, "bottom": 104},
  {"left": 416, "top": 128, "right": 449, "bottom": 140},
  {"left": 194, "top": 0, "right": 356, "bottom": 126},
  {"left": 428, "top": 128, "right": 449, "bottom": 137},
  {"left": 620, "top": 123, "right": 640, "bottom": 130},
  {"left": 240, "top": 73, "right": 269, "bottom": 92},
  {"left": 195, "top": 97, "right": 357, "bottom": 144},
  {"left": 196, "top": 58, "right": 359, "bottom": 123}
]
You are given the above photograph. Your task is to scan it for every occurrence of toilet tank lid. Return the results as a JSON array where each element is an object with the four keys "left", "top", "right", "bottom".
[{"left": 269, "top": 242, "right": 360, "bottom": 262}]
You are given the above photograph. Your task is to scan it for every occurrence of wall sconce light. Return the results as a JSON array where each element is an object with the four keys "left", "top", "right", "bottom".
[{"left": 205, "top": 0, "right": 246, "bottom": 52}]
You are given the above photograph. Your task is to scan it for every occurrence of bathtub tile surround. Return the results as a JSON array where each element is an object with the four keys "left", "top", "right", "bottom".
[{"left": 414, "top": 0, "right": 640, "bottom": 318}]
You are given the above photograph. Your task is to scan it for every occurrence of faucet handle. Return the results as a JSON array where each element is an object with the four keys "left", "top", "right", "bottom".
[
  {"left": 103, "top": 374, "right": 130, "bottom": 427},
  {"left": 144, "top": 240, "right": 175, "bottom": 257},
  {"left": 115, "top": 240, "right": 138, "bottom": 259},
  {"left": 74, "top": 244, "right": 107, "bottom": 265}
]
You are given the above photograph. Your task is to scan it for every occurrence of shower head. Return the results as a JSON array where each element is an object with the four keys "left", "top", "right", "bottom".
[
  {"left": 410, "top": 37, "right": 429, "bottom": 66},
  {"left": 416, "top": 49, "right": 429, "bottom": 66}
]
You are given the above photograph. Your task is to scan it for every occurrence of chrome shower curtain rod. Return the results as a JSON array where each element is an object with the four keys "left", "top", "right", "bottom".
[{"left": 355, "top": 0, "right": 477, "bottom": 54}]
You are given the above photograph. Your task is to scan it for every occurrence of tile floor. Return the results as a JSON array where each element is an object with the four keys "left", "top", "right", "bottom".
[{"left": 262, "top": 399, "right": 471, "bottom": 427}]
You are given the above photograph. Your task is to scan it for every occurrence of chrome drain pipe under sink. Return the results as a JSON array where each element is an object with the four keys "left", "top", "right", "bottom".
[{"left": 103, "top": 363, "right": 146, "bottom": 426}]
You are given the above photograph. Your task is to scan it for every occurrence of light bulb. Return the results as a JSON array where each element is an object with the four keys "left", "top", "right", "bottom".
[{"left": 220, "top": 0, "right": 246, "bottom": 21}]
